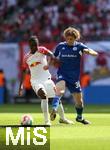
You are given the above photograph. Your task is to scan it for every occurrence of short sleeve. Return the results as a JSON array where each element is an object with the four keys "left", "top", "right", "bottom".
[
  {"left": 80, "top": 43, "right": 89, "bottom": 53},
  {"left": 38, "top": 46, "right": 50, "bottom": 55},
  {"left": 54, "top": 44, "right": 60, "bottom": 57}
]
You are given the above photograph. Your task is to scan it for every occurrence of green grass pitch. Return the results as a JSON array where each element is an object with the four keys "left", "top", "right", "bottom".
[{"left": 0, "top": 104, "right": 110, "bottom": 150}]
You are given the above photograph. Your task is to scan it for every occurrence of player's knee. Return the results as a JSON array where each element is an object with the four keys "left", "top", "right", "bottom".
[
  {"left": 37, "top": 88, "right": 46, "bottom": 99},
  {"left": 75, "top": 101, "right": 83, "bottom": 107},
  {"left": 80, "top": 99, "right": 84, "bottom": 106},
  {"left": 56, "top": 88, "right": 64, "bottom": 96}
]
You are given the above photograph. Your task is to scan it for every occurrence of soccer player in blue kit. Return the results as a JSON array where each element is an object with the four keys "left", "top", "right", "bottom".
[{"left": 50, "top": 27, "right": 98, "bottom": 124}]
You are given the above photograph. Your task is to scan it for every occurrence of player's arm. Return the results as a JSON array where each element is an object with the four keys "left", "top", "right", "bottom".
[
  {"left": 83, "top": 48, "right": 98, "bottom": 56},
  {"left": 46, "top": 50, "right": 55, "bottom": 70},
  {"left": 39, "top": 47, "right": 54, "bottom": 58},
  {"left": 46, "top": 50, "right": 60, "bottom": 69},
  {"left": 18, "top": 69, "right": 26, "bottom": 96},
  {"left": 46, "top": 49, "right": 54, "bottom": 58},
  {"left": 18, "top": 55, "right": 28, "bottom": 96},
  {"left": 40, "top": 47, "right": 57, "bottom": 70}
]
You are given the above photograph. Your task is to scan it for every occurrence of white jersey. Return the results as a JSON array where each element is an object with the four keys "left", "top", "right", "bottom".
[
  {"left": 23, "top": 46, "right": 51, "bottom": 81},
  {"left": 23, "top": 46, "right": 55, "bottom": 98}
]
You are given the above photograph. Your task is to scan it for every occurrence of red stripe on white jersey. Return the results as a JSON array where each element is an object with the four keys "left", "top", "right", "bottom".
[
  {"left": 38, "top": 46, "right": 49, "bottom": 55},
  {"left": 30, "top": 62, "right": 41, "bottom": 67}
]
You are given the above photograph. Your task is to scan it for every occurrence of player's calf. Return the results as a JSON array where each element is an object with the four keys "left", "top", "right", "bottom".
[{"left": 50, "top": 109, "right": 57, "bottom": 121}]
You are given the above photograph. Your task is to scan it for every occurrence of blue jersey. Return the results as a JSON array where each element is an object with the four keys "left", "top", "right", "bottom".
[{"left": 54, "top": 41, "right": 89, "bottom": 83}]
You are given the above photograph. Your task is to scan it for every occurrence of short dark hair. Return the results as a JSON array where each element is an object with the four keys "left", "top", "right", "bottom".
[{"left": 29, "top": 35, "right": 39, "bottom": 46}]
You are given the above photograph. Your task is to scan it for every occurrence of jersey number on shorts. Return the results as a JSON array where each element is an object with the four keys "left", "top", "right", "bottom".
[{"left": 75, "top": 81, "right": 80, "bottom": 88}]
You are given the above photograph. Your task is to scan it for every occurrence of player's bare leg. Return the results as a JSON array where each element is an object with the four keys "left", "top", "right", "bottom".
[
  {"left": 50, "top": 80, "right": 65, "bottom": 121},
  {"left": 57, "top": 101, "right": 74, "bottom": 124},
  {"left": 73, "top": 92, "right": 91, "bottom": 125},
  {"left": 50, "top": 101, "right": 73, "bottom": 124},
  {"left": 50, "top": 109, "right": 57, "bottom": 121},
  {"left": 38, "top": 88, "right": 51, "bottom": 126}
]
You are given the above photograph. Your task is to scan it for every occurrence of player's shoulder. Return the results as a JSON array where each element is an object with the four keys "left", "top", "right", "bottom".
[
  {"left": 75, "top": 42, "right": 88, "bottom": 52},
  {"left": 38, "top": 46, "right": 47, "bottom": 51},
  {"left": 74, "top": 41, "right": 82, "bottom": 46},
  {"left": 38, "top": 46, "right": 49, "bottom": 55},
  {"left": 75, "top": 41, "right": 87, "bottom": 47},
  {"left": 58, "top": 41, "right": 66, "bottom": 46},
  {"left": 56, "top": 42, "right": 67, "bottom": 49}
]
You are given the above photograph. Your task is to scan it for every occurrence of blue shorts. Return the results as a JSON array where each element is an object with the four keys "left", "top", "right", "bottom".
[{"left": 57, "top": 75, "right": 82, "bottom": 93}]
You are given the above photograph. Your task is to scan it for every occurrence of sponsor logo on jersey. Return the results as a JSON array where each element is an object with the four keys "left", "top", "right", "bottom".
[
  {"left": 62, "top": 54, "right": 77, "bottom": 58},
  {"left": 30, "top": 62, "right": 41, "bottom": 67}
]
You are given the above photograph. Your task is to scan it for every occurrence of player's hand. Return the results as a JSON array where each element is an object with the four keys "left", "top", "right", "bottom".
[
  {"left": 18, "top": 88, "right": 23, "bottom": 96},
  {"left": 43, "top": 65, "right": 49, "bottom": 70}
]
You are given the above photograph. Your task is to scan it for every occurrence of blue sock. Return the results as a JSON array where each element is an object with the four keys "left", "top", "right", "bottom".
[{"left": 52, "top": 96, "right": 61, "bottom": 111}]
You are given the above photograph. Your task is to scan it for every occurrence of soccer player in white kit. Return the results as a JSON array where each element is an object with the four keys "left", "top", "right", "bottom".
[{"left": 18, "top": 36, "right": 73, "bottom": 125}]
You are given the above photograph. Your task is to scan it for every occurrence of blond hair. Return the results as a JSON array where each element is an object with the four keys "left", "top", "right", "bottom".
[{"left": 63, "top": 27, "right": 80, "bottom": 40}]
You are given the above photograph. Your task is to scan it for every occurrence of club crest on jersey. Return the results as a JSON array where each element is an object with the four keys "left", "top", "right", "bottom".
[
  {"left": 72, "top": 47, "right": 77, "bottom": 51},
  {"left": 62, "top": 47, "right": 65, "bottom": 50}
]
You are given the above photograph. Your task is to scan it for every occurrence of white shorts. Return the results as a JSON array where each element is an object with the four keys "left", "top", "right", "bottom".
[{"left": 31, "top": 78, "right": 56, "bottom": 98}]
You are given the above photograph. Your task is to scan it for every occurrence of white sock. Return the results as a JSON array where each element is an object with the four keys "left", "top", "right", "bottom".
[
  {"left": 41, "top": 99, "right": 50, "bottom": 123},
  {"left": 57, "top": 102, "right": 65, "bottom": 120}
]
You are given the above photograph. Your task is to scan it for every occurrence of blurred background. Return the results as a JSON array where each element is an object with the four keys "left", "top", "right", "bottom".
[{"left": 0, "top": 0, "right": 110, "bottom": 105}]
